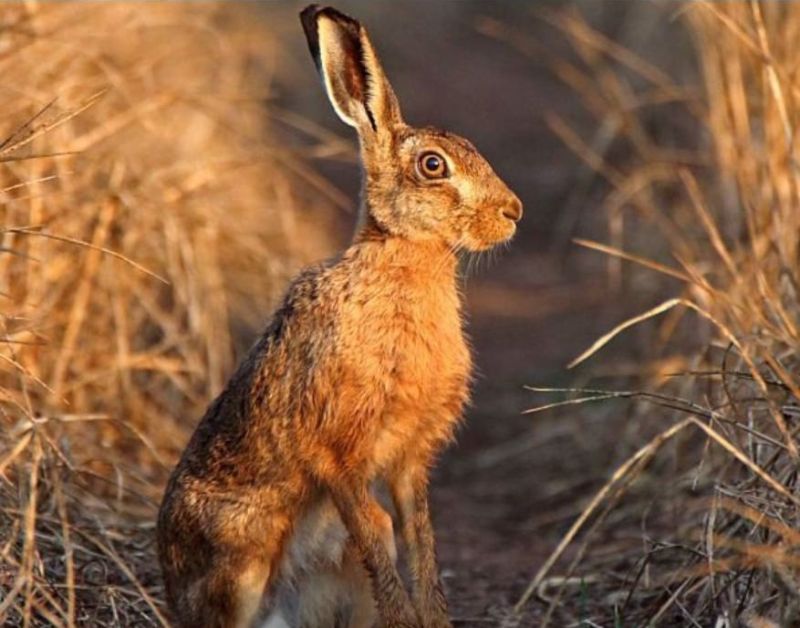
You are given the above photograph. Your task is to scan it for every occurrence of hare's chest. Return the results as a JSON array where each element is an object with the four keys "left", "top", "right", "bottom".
[
  {"left": 370, "top": 305, "right": 472, "bottom": 470},
  {"left": 396, "top": 310, "right": 470, "bottom": 393},
  {"left": 344, "top": 280, "right": 470, "bottom": 388},
  {"left": 387, "top": 285, "right": 470, "bottom": 397}
]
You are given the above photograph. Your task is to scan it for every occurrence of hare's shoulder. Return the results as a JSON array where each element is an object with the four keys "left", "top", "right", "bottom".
[
  {"left": 250, "top": 259, "right": 342, "bottom": 348},
  {"left": 169, "top": 262, "right": 338, "bottom": 481}
]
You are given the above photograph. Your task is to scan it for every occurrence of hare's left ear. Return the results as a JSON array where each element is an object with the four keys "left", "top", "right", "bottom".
[{"left": 300, "top": 5, "right": 403, "bottom": 135}]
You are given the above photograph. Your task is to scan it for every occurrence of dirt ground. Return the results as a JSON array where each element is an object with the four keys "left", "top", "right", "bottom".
[{"left": 432, "top": 260, "right": 613, "bottom": 626}]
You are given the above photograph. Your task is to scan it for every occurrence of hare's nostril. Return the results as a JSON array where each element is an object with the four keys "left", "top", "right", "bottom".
[{"left": 502, "top": 199, "right": 523, "bottom": 222}]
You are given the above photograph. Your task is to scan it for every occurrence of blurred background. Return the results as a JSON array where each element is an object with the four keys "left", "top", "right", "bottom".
[{"left": 2, "top": 2, "right": 798, "bottom": 626}]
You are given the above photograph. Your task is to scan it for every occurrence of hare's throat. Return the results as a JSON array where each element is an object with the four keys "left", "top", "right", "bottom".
[
  {"left": 348, "top": 231, "right": 458, "bottom": 280},
  {"left": 352, "top": 212, "right": 390, "bottom": 243}
]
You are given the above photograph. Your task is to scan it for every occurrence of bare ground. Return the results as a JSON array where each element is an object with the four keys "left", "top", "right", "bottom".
[{"left": 429, "top": 251, "right": 616, "bottom": 626}]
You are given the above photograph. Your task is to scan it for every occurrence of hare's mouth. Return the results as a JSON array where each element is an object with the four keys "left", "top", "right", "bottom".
[
  {"left": 500, "top": 220, "right": 518, "bottom": 244},
  {"left": 496, "top": 216, "right": 519, "bottom": 245},
  {"left": 460, "top": 222, "right": 516, "bottom": 252}
]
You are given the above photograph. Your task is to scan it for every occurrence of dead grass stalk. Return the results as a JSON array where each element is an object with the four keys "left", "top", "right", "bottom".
[{"left": 511, "top": 2, "right": 800, "bottom": 625}]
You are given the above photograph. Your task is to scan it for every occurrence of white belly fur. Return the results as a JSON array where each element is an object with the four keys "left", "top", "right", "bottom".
[
  {"left": 261, "top": 496, "right": 348, "bottom": 626},
  {"left": 260, "top": 493, "right": 394, "bottom": 628}
]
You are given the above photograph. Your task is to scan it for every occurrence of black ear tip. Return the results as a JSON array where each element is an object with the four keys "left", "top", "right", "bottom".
[
  {"left": 300, "top": 5, "right": 362, "bottom": 35},
  {"left": 300, "top": 5, "right": 323, "bottom": 68},
  {"left": 300, "top": 4, "right": 322, "bottom": 39},
  {"left": 300, "top": 5, "right": 363, "bottom": 71},
  {"left": 300, "top": 4, "right": 321, "bottom": 29}
]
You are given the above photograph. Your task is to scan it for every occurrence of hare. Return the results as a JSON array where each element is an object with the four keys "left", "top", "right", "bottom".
[{"left": 157, "top": 4, "right": 522, "bottom": 628}]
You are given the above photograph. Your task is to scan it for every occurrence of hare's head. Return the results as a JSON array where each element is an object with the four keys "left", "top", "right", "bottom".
[{"left": 300, "top": 5, "right": 522, "bottom": 252}]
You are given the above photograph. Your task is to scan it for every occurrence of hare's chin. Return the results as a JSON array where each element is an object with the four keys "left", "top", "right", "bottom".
[
  {"left": 462, "top": 227, "right": 516, "bottom": 252},
  {"left": 491, "top": 221, "right": 518, "bottom": 246}
]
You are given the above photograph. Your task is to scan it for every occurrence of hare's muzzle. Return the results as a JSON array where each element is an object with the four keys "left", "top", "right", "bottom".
[{"left": 501, "top": 196, "right": 523, "bottom": 222}]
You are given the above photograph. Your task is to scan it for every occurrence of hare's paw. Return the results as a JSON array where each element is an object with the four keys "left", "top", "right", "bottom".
[
  {"left": 415, "top": 586, "right": 452, "bottom": 628},
  {"left": 381, "top": 617, "right": 420, "bottom": 628},
  {"left": 420, "top": 610, "right": 453, "bottom": 628},
  {"left": 379, "top": 604, "right": 423, "bottom": 628}
]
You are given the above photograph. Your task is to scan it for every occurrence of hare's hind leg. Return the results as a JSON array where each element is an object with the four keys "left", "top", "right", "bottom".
[
  {"left": 181, "top": 552, "right": 271, "bottom": 628},
  {"left": 160, "top": 512, "right": 281, "bottom": 628},
  {"left": 231, "top": 558, "right": 273, "bottom": 627}
]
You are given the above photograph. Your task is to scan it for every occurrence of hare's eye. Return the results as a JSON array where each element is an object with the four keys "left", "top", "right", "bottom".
[{"left": 417, "top": 152, "right": 448, "bottom": 179}]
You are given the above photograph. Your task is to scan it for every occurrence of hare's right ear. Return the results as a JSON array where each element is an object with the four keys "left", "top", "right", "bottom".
[{"left": 300, "top": 5, "right": 403, "bottom": 135}]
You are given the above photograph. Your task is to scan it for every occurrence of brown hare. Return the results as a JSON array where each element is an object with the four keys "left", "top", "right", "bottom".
[{"left": 157, "top": 4, "right": 522, "bottom": 628}]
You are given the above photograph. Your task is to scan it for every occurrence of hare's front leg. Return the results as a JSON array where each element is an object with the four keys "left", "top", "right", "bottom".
[
  {"left": 391, "top": 467, "right": 452, "bottom": 628},
  {"left": 327, "top": 481, "right": 420, "bottom": 628}
]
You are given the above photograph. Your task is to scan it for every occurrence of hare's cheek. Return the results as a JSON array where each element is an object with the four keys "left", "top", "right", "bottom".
[
  {"left": 408, "top": 197, "right": 442, "bottom": 228},
  {"left": 458, "top": 219, "right": 492, "bottom": 251}
]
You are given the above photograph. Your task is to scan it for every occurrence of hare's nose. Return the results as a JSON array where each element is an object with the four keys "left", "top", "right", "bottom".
[{"left": 502, "top": 196, "right": 523, "bottom": 222}]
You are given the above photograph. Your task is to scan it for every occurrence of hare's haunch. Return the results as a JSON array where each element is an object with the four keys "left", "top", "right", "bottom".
[{"left": 157, "top": 5, "right": 522, "bottom": 628}]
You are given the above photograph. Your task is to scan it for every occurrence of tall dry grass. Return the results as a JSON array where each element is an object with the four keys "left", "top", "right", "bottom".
[
  {"left": 0, "top": 4, "right": 334, "bottom": 625},
  {"left": 507, "top": 3, "right": 800, "bottom": 626}
]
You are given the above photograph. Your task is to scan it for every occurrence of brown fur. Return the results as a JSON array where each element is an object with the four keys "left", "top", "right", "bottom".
[{"left": 157, "top": 5, "right": 522, "bottom": 628}]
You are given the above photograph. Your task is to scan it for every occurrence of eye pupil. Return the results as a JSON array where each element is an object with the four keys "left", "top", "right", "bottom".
[{"left": 419, "top": 152, "right": 447, "bottom": 178}]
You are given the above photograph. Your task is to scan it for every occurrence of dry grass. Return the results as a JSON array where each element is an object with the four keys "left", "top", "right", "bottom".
[
  {"left": 505, "top": 2, "right": 800, "bottom": 626},
  {"left": 4, "top": 2, "right": 798, "bottom": 626},
  {"left": 0, "top": 3, "right": 335, "bottom": 625}
]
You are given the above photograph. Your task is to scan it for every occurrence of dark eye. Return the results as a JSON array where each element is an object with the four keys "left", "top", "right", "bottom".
[{"left": 417, "top": 151, "right": 448, "bottom": 179}]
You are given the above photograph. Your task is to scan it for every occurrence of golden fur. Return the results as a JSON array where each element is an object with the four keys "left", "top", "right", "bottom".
[{"left": 157, "top": 5, "right": 522, "bottom": 628}]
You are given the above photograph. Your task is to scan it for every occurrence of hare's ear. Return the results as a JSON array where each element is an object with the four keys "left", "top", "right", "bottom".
[{"left": 300, "top": 5, "right": 403, "bottom": 134}]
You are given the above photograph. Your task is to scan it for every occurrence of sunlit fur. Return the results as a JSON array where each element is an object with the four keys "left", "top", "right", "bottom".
[
  {"left": 359, "top": 126, "right": 521, "bottom": 252},
  {"left": 157, "top": 5, "right": 522, "bottom": 628}
]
